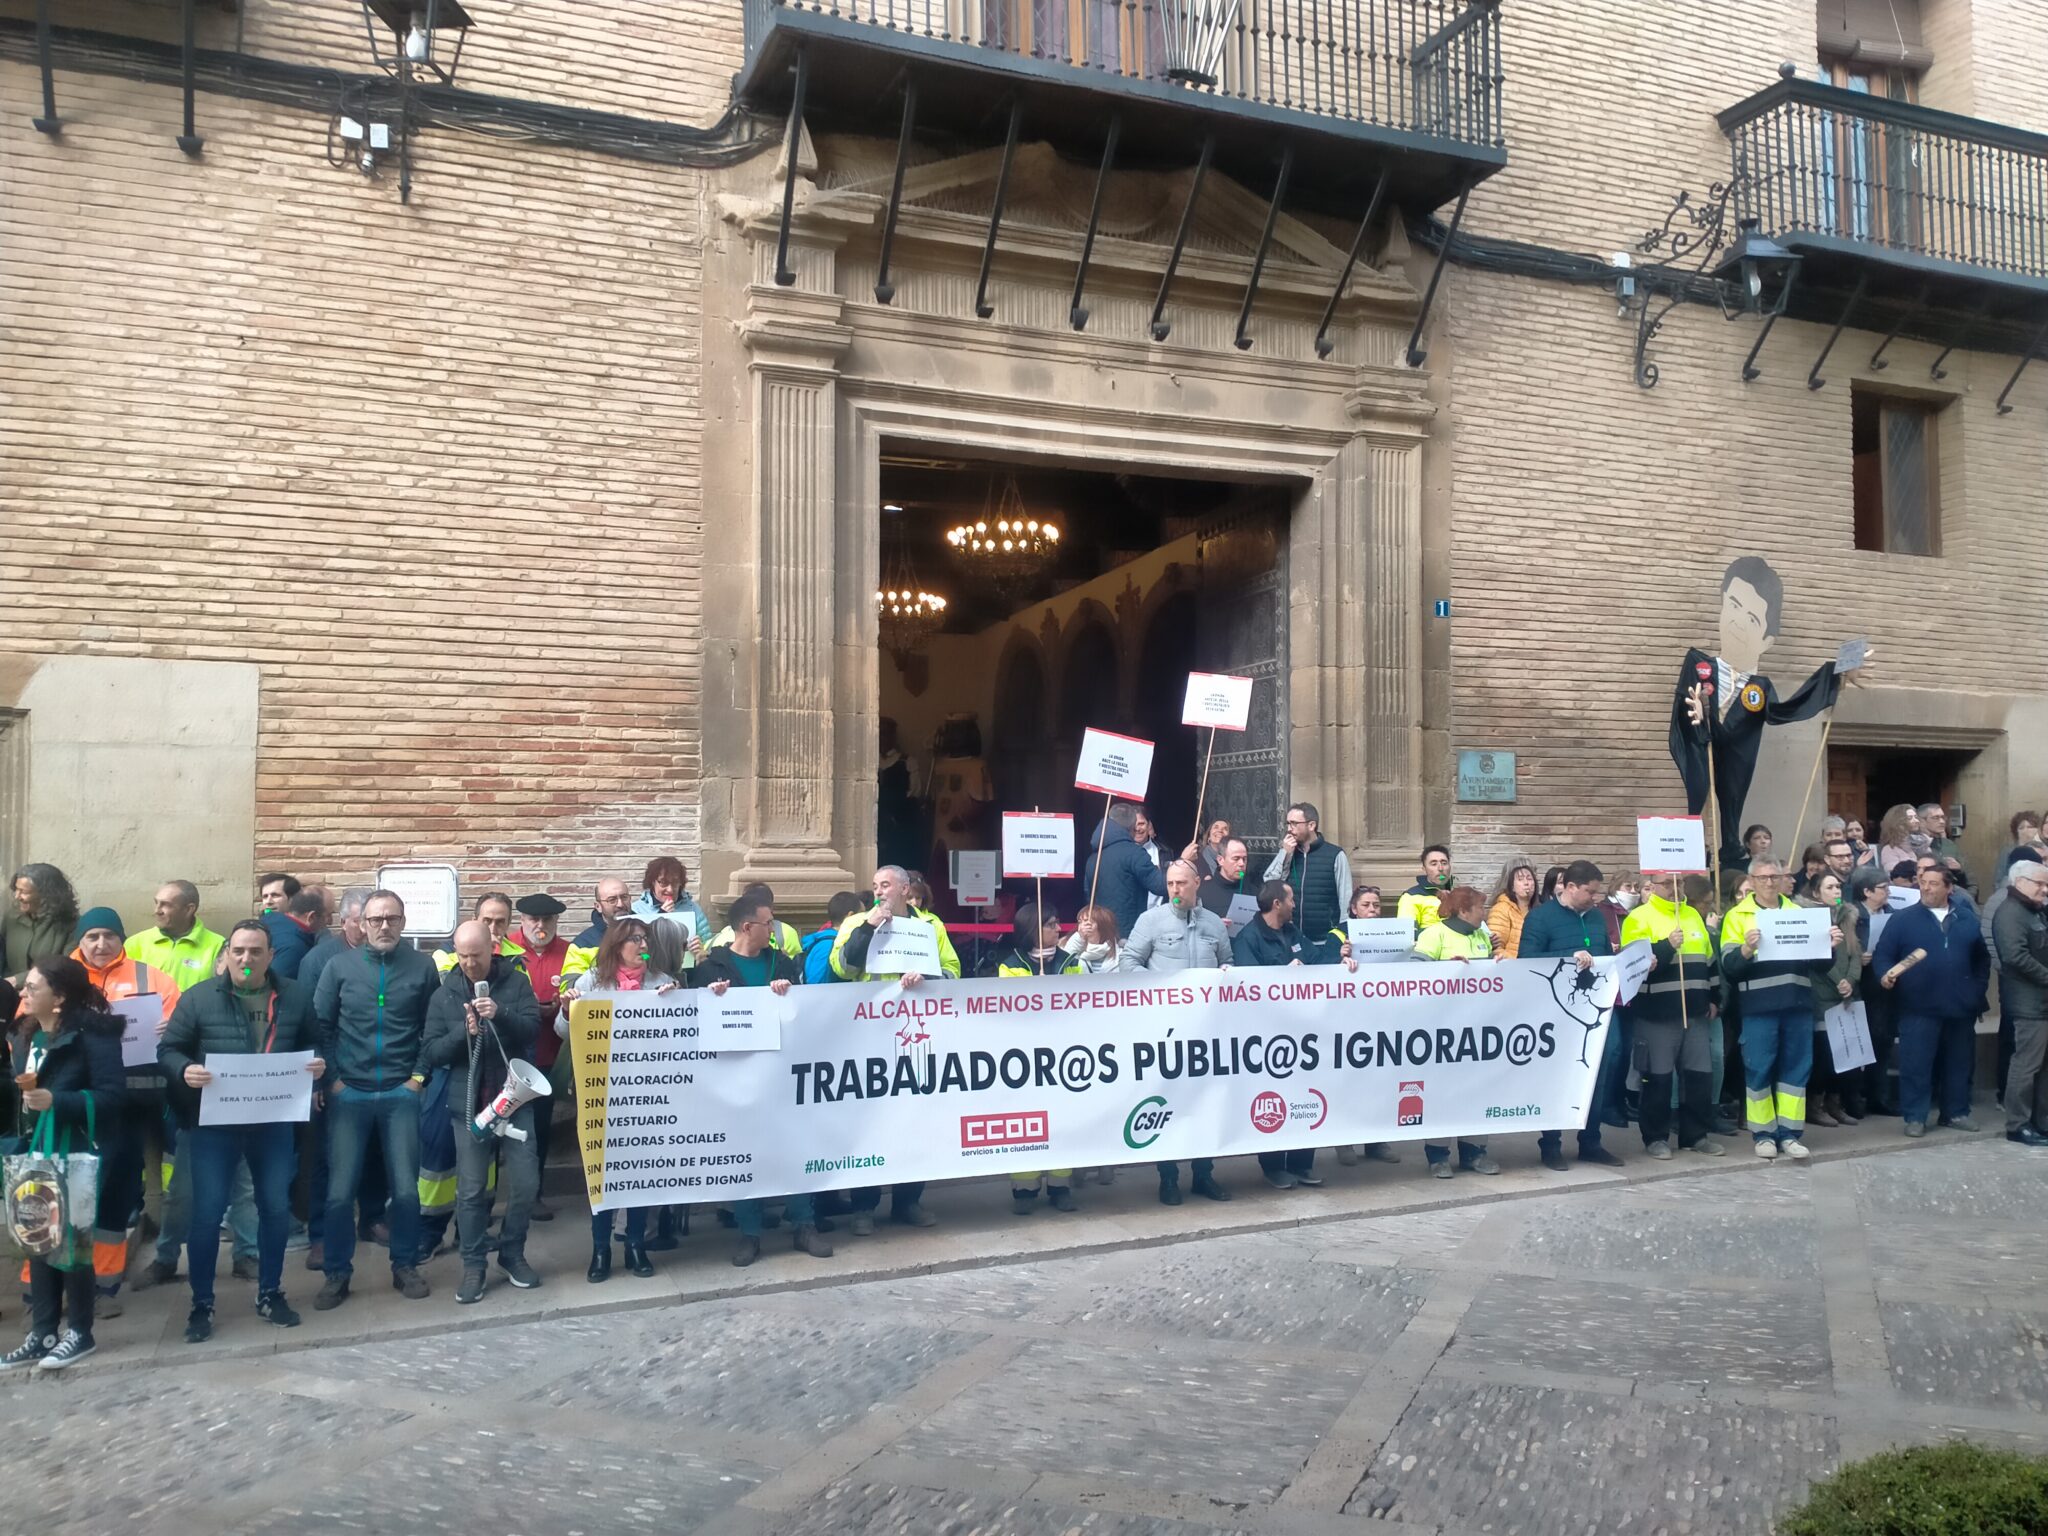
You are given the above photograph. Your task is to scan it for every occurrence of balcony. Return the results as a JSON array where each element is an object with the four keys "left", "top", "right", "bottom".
[
  {"left": 736, "top": 0, "right": 1507, "bottom": 214},
  {"left": 1720, "top": 76, "right": 2048, "bottom": 352}
]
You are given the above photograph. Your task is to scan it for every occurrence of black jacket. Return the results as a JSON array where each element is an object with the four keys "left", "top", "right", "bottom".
[
  {"left": 1079, "top": 820, "right": 1169, "bottom": 944},
  {"left": 158, "top": 971, "right": 318, "bottom": 1127},
  {"left": 420, "top": 957, "right": 540, "bottom": 1119},
  {"left": 313, "top": 942, "right": 440, "bottom": 1092},
  {"left": 1669, "top": 646, "right": 1840, "bottom": 870},
  {"left": 697, "top": 945, "right": 803, "bottom": 989},
  {"left": 1232, "top": 916, "right": 1307, "bottom": 968},
  {"left": 1993, "top": 890, "right": 2048, "bottom": 1020},
  {"left": 18, "top": 1011, "right": 128, "bottom": 1149}
]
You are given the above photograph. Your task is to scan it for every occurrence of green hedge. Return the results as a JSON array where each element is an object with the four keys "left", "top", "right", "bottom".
[{"left": 1780, "top": 1444, "right": 2048, "bottom": 1535}]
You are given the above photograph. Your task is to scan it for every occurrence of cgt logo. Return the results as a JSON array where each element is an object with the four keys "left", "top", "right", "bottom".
[
  {"left": 1397, "top": 1079, "right": 1425, "bottom": 1128},
  {"left": 1124, "top": 1095, "right": 1174, "bottom": 1149},
  {"left": 959, "top": 1110, "right": 1049, "bottom": 1149}
]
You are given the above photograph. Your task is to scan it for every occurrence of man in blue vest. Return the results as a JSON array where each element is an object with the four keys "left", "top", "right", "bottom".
[{"left": 1263, "top": 802, "right": 1351, "bottom": 965}]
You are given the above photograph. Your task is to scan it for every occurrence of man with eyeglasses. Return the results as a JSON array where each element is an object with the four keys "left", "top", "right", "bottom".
[
  {"left": 1721, "top": 860, "right": 1840, "bottom": 1159},
  {"left": 1265, "top": 802, "right": 1352, "bottom": 965},
  {"left": 1994, "top": 861, "right": 2048, "bottom": 1147},
  {"left": 560, "top": 877, "right": 634, "bottom": 987},
  {"left": 312, "top": 888, "right": 439, "bottom": 1308}
]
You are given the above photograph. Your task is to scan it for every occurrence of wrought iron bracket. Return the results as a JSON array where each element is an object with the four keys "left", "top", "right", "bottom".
[
  {"left": 1314, "top": 166, "right": 1391, "bottom": 360},
  {"left": 175, "top": 0, "right": 204, "bottom": 154},
  {"left": 1234, "top": 145, "right": 1294, "bottom": 352},
  {"left": 973, "top": 99, "right": 1022, "bottom": 320},
  {"left": 1624, "top": 173, "right": 1794, "bottom": 388},
  {"left": 1995, "top": 319, "right": 2048, "bottom": 415},
  {"left": 1868, "top": 284, "right": 1929, "bottom": 371},
  {"left": 1928, "top": 294, "right": 1994, "bottom": 380},
  {"left": 1806, "top": 274, "right": 1867, "bottom": 391},
  {"left": 773, "top": 43, "right": 810, "bottom": 287},
  {"left": 873, "top": 75, "right": 917, "bottom": 305},
  {"left": 1149, "top": 133, "right": 1213, "bottom": 343},
  {"left": 1740, "top": 262, "right": 1795, "bottom": 382},
  {"left": 1406, "top": 185, "right": 1468, "bottom": 368},
  {"left": 1069, "top": 112, "right": 1120, "bottom": 332},
  {"left": 31, "top": 0, "right": 59, "bottom": 134}
]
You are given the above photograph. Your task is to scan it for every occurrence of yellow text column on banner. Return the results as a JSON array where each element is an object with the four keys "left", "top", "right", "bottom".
[{"left": 568, "top": 997, "right": 614, "bottom": 1209}]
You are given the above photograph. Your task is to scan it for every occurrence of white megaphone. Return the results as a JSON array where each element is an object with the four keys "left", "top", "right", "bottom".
[{"left": 473, "top": 1059, "right": 551, "bottom": 1141}]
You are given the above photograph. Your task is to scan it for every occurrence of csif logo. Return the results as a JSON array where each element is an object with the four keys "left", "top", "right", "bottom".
[
  {"left": 1123, "top": 1095, "right": 1173, "bottom": 1150},
  {"left": 1397, "top": 1079, "right": 1425, "bottom": 1128}
]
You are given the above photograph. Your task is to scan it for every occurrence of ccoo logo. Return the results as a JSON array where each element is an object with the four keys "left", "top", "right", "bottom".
[
  {"left": 960, "top": 1111, "right": 1049, "bottom": 1149},
  {"left": 1124, "top": 1095, "right": 1173, "bottom": 1149},
  {"left": 1397, "top": 1079, "right": 1425, "bottom": 1128}
]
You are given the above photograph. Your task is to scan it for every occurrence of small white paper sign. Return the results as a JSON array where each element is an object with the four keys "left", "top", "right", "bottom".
[
  {"left": 114, "top": 994, "right": 165, "bottom": 1069},
  {"left": 1002, "top": 812, "right": 1075, "bottom": 879},
  {"left": 1755, "top": 906, "right": 1832, "bottom": 961},
  {"left": 703, "top": 988, "right": 784, "bottom": 1051},
  {"left": 1834, "top": 638, "right": 1871, "bottom": 674},
  {"left": 955, "top": 850, "right": 1000, "bottom": 907},
  {"left": 1887, "top": 884, "right": 1922, "bottom": 911},
  {"left": 1866, "top": 909, "right": 1892, "bottom": 953},
  {"left": 199, "top": 1051, "right": 315, "bottom": 1126},
  {"left": 1347, "top": 917, "right": 1418, "bottom": 960},
  {"left": 1637, "top": 816, "right": 1708, "bottom": 874},
  {"left": 1221, "top": 893, "right": 1260, "bottom": 936},
  {"left": 1824, "top": 999, "right": 1877, "bottom": 1070},
  {"left": 1181, "top": 672, "right": 1254, "bottom": 732},
  {"left": 1075, "top": 727, "right": 1155, "bottom": 799},
  {"left": 866, "top": 916, "right": 944, "bottom": 976},
  {"left": 1614, "top": 939, "right": 1657, "bottom": 1005}
]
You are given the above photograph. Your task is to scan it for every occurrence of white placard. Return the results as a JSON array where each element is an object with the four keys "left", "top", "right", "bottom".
[
  {"left": 1755, "top": 906, "right": 1832, "bottom": 961},
  {"left": 1866, "top": 909, "right": 1891, "bottom": 953},
  {"left": 376, "top": 862, "right": 461, "bottom": 937},
  {"left": 1221, "top": 893, "right": 1260, "bottom": 936},
  {"left": 114, "top": 994, "right": 166, "bottom": 1069},
  {"left": 1002, "top": 812, "right": 1075, "bottom": 879},
  {"left": 954, "top": 851, "right": 1000, "bottom": 907},
  {"left": 1347, "top": 917, "right": 1418, "bottom": 960},
  {"left": 1886, "top": 884, "right": 1921, "bottom": 911},
  {"left": 199, "top": 1051, "right": 315, "bottom": 1126},
  {"left": 1181, "top": 672, "right": 1254, "bottom": 732},
  {"left": 1637, "top": 816, "right": 1708, "bottom": 874},
  {"left": 1614, "top": 939, "right": 1656, "bottom": 1006},
  {"left": 702, "top": 987, "right": 785, "bottom": 1051},
  {"left": 1823, "top": 999, "right": 1877, "bottom": 1070},
  {"left": 1074, "top": 727, "right": 1155, "bottom": 799},
  {"left": 865, "top": 915, "right": 944, "bottom": 976}
]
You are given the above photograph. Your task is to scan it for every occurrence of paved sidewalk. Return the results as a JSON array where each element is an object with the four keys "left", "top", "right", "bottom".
[{"left": 6, "top": 1113, "right": 2047, "bottom": 1535}]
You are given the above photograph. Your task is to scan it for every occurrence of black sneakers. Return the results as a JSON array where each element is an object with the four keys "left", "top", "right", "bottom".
[
  {"left": 257, "top": 1291, "right": 301, "bottom": 1327},
  {"left": 37, "top": 1329, "right": 95, "bottom": 1371},
  {"left": 314, "top": 1275, "right": 351, "bottom": 1311},
  {"left": 456, "top": 1267, "right": 487, "bottom": 1305},
  {"left": 184, "top": 1306, "right": 215, "bottom": 1344},
  {"left": 392, "top": 1267, "right": 430, "bottom": 1300},
  {"left": 0, "top": 1332, "right": 52, "bottom": 1371},
  {"left": 499, "top": 1255, "right": 542, "bottom": 1289}
]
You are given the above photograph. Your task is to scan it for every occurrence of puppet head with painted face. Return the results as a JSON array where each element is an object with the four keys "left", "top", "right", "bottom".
[{"left": 1717, "top": 556, "right": 1785, "bottom": 676}]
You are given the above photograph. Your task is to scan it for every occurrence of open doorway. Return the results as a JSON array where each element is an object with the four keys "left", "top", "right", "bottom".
[
  {"left": 1827, "top": 744, "right": 1973, "bottom": 841},
  {"left": 874, "top": 450, "right": 1291, "bottom": 920}
]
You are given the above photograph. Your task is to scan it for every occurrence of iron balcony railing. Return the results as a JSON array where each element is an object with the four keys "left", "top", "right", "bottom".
[
  {"left": 741, "top": 0, "right": 1504, "bottom": 150},
  {"left": 1721, "top": 78, "right": 2048, "bottom": 282}
]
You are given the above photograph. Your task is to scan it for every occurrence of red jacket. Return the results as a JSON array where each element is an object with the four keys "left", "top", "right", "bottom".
[{"left": 510, "top": 930, "right": 570, "bottom": 1068}]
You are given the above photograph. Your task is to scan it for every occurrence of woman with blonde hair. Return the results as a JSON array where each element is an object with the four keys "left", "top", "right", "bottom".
[{"left": 1485, "top": 859, "right": 1539, "bottom": 959}]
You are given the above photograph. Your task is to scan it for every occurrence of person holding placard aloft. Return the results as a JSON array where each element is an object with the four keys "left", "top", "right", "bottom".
[
  {"left": 1720, "top": 860, "right": 1841, "bottom": 1159},
  {"left": 1619, "top": 878, "right": 1722, "bottom": 1160},
  {"left": 1872, "top": 863, "right": 1989, "bottom": 1139},
  {"left": 1080, "top": 803, "right": 1170, "bottom": 944}
]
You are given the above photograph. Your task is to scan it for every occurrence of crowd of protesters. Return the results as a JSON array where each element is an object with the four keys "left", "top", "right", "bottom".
[{"left": 0, "top": 794, "right": 2040, "bottom": 1371}]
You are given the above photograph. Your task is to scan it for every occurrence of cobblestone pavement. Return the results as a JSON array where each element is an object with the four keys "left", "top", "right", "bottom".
[{"left": 7, "top": 1127, "right": 2048, "bottom": 1535}]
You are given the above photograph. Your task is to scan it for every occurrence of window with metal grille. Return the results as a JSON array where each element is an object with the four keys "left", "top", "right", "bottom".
[{"left": 1850, "top": 386, "right": 1940, "bottom": 555}]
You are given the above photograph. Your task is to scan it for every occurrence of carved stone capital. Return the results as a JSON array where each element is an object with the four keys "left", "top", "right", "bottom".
[{"left": 741, "top": 287, "right": 853, "bottom": 374}]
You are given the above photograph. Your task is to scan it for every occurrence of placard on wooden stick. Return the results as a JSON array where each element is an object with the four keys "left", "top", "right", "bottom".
[
  {"left": 1075, "top": 727, "right": 1154, "bottom": 799},
  {"left": 1637, "top": 816, "right": 1708, "bottom": 875},
  {"left": 1002, "top": 812, "right": 1074, "bottom": 879},
  {"left": 1181, "top": 672, "right": 1253, "bottom": 732}
]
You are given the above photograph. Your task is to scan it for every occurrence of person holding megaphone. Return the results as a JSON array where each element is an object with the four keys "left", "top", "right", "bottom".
[{"left": 421, "top": 921, "right": 544, "bottom": 1305}]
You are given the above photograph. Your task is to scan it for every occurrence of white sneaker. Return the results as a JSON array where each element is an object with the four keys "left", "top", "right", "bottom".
[
  {"left": 1646, "top": 1141, "right": 1673, "bottom": 1160},
  {"left": 1781, "top": 1140, "right": 1811, "bottom": 1160},
  {"left": 1754, "top": 1140, "right": 1779, "bottom": 1159}
]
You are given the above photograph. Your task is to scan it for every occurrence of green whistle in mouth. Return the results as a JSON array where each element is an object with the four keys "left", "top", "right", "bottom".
[
  {"left": 240, "top": 966, "right": 252, "bottom": 978},
  {"left": 640, "top": 951, "right": 651, "bottom": 964}
]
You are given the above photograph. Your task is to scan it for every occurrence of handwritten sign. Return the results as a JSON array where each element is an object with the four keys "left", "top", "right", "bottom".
[
  {"left": 113, "top": 994, "right": 165, "bottom": 1069},
  {"left": 199, "top": 1051, "right": 315, "bottom": 1126},
  {"left": 865, "top": 916, "right": 944, "bottom": 976},
  {"left": 1834, "top": 638, "right": 1871, "bottom": 674},
  {"left": 954, "top": 851, "right": 1000, "bottom": 907},
  {"left": 1075, "top": 727, "right": 1155, "bottom": 799},
  {"left": 1221, "top": 893, "right": 1260, "bottom": 936},
  {"left": 1755, "top": 906, "right": 1831, "bottom": 961},
  {"left": 1637, "top": 817, "right": 1708, "bottom": 875},
  {"left": 1002, "top": 812, "right": 1075, "bottom": 879},
  {"left": 702, "top": 988, "right": 784, "bottom": 1051},
  {"left": 1614, "top": 939, "right": 1656, "bottom": 1006},
  {"left": 1180, "top": 672, "right": 1254, "bottom": 732},
  {"left": 1824, "top": 1000, "right": 1876, "bottom": 1070},
  {"left": 1346, "top": 917, "right": 1418, "bottom": 960}
]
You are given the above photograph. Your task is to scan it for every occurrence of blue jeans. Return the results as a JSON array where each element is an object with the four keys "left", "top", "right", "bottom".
[
  {"left": 1541, "top": 1015, "right": 1623, "bottom": 1155},
  {"left": 1740, "top": 1006, "right": 1814, "bottom": 1143},
  {"left": 323, "top": 1084, "right": 422, "bottom": 1278},
  {"left": 1898, "top": 1011, "right": 1975, "bottom": 1126},
  {"left": 733, "top": 1194, "right": 815, "bottom": 1236},
  {"left": 306, "top": 1099, "right": 389, "bottom": 1245},
  {"left": 158, "top": 1117, "right": 258, "bottom": 1265},
  {"left": 186, "top": 1122, "right": 295, "bottom": 1309}
]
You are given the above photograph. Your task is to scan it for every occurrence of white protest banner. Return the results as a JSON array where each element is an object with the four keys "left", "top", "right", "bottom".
[
  {"left": 1003, "top": 813, "right": 1075, "bottom": 879},
  {"left": 955, "top": 851, "right": 1000, "bottom": 907},
  {"left": 199, "top": 1051, "right": 315, "bottom": 1126},
  {"left": 113, "top": 994, "right": 164, "bottom": 1069},
  {"left": 702, "top": 987, "right": 785, "bottom": 1052},
  {"left": 865, "top": 916, "right": 944, "bottom": 976},
  {"left": 1887, "top": 885, "right": 1921, "bottom": 911},
  {"left": 1614, "top": 939, "right": 1656, "bottom": 1005},
  {"left": 1346, "top": 918, "right": 1418, "bottom": 961},
  {"left": 1637, "top": 817, "right": 1708, "bottom": 874},
  {"left": 1755, "top": 906, "right": 1832, "bottom": 961},
  {"left": 1221, "top": 893, "right": 1260, "bottom": 936},
  {"left": 1823, "top": 1000, "right": 1876, "bottom": 1071},
  {"left": 568, "top": 957, "right": 1621, "bottom": 1209},
  {"left": 1075, "top": 727, "right": 1154, "bottom": 799},
  {"left": 1181, "top": 672, "right": 1254, "bottom": 732}
]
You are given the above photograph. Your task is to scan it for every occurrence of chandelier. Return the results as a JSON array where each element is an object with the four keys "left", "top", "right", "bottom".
[
  {"left": 945, "top": 475, "right": 1061, "bottom": 589},
  {"left": 877, "top": 533, "right": 947, "bottom": 661}
]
